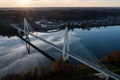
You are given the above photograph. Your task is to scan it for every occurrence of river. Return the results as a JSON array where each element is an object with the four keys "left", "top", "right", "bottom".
[{"left": 0, "top": 25, "right": 120, "bottom": 77}]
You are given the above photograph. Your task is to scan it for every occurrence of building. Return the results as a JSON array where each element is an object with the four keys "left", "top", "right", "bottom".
[{"left": 35, "top": 18, "right": 63, "bottom": 29}]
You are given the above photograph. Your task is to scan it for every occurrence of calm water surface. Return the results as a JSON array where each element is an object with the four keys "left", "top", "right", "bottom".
[{"left": 0, "top": 25, "right": 120, "bottom": 77}]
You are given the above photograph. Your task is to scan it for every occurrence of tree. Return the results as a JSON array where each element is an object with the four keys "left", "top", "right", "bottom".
[
  {"left": 101, "top": 54, "right": 113, "bottom": 63},
  {"left": 112, "top": 51, "right": 120, "bottom": 62}
]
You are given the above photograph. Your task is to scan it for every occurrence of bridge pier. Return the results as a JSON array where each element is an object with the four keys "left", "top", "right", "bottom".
[
  {"left": 18, "top": 29, "right": 21, "bottom": 35},
  {"left": 106, "top": 76, "right": 109, "bottom": 80},
  {"left": 63, "top": 27, "right": 70, "bottom": 61}
]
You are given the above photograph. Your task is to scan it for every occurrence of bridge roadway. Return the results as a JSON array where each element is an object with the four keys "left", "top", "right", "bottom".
[
  {"left": 17, "top": 35, "right": 55, "bottom": 61},
  {"left": 10, "top": 24, "right": 120, "bottom": 80}
]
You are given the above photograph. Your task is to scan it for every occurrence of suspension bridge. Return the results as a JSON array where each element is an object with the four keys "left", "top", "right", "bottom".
[{"left": 10, "top": 18, "right": 120, "bottom": 80}]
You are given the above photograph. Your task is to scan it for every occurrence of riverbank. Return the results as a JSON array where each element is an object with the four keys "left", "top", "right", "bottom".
[
  {"left": 1, "top": 59, "right": 100, "bottom": 80},
  {"left": 2, "top": 51, "right": 120, "bottom": 80}
]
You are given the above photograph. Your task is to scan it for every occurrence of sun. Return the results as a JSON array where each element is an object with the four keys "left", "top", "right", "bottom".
[{"left": 20, "top": 0, "right": 30, "bottom": 4}]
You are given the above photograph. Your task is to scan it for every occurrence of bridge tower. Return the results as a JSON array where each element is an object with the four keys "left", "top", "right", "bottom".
[
  {"left": 24, "top": 18, "right": 31, "bottom": 54},
  {"left": 63, "top": 27, "right": 70, "bottom": 61}
]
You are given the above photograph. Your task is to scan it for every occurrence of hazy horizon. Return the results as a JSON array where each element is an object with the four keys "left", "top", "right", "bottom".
[{"left": 0, "top": 0, "right": 120, "bottom": 7}]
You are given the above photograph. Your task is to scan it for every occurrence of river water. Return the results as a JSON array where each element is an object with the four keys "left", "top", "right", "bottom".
[{"left": 0, "top": 25, "right": 120, "bottom": 77}]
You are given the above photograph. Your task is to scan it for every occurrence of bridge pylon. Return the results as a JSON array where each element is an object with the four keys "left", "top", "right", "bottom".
[
  {"left": 24, "top": 18, "right": 31, "bottom": 54},
  {"left": 63, "top": 27, "right": 70, "bottom": 61}
]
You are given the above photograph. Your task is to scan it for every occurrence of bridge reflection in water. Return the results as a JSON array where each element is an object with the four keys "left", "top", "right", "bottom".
[{"left": 10, "top": 18, "right": 120, "bottom": 80}]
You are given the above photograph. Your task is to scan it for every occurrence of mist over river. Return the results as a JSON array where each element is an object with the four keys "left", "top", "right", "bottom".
[{"left": 0, "top": 25, "right": 120, "bottom": 78}]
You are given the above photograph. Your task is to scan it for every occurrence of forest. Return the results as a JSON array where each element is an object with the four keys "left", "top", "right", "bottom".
[{"left": 0, "top": 7, "right": 120, "bottom": 21}]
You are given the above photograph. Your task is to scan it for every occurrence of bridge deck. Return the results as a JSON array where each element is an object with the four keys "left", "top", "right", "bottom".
[{"left": 10, "top": 24, "right": 120, "bottom": 80}]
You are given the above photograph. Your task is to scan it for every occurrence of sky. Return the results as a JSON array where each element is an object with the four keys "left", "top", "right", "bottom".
[{"left": 0, "top": 0, "right": 120, "bottom": 7}]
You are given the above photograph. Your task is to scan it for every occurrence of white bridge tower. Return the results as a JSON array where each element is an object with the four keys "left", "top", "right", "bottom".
[{"left": 63, "top": 27, "right": 70, "bottom": 61}]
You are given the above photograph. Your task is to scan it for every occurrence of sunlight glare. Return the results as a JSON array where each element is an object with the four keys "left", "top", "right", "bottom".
[{"left": 20, "top": 0, "right": 30, "bottom": 4}]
